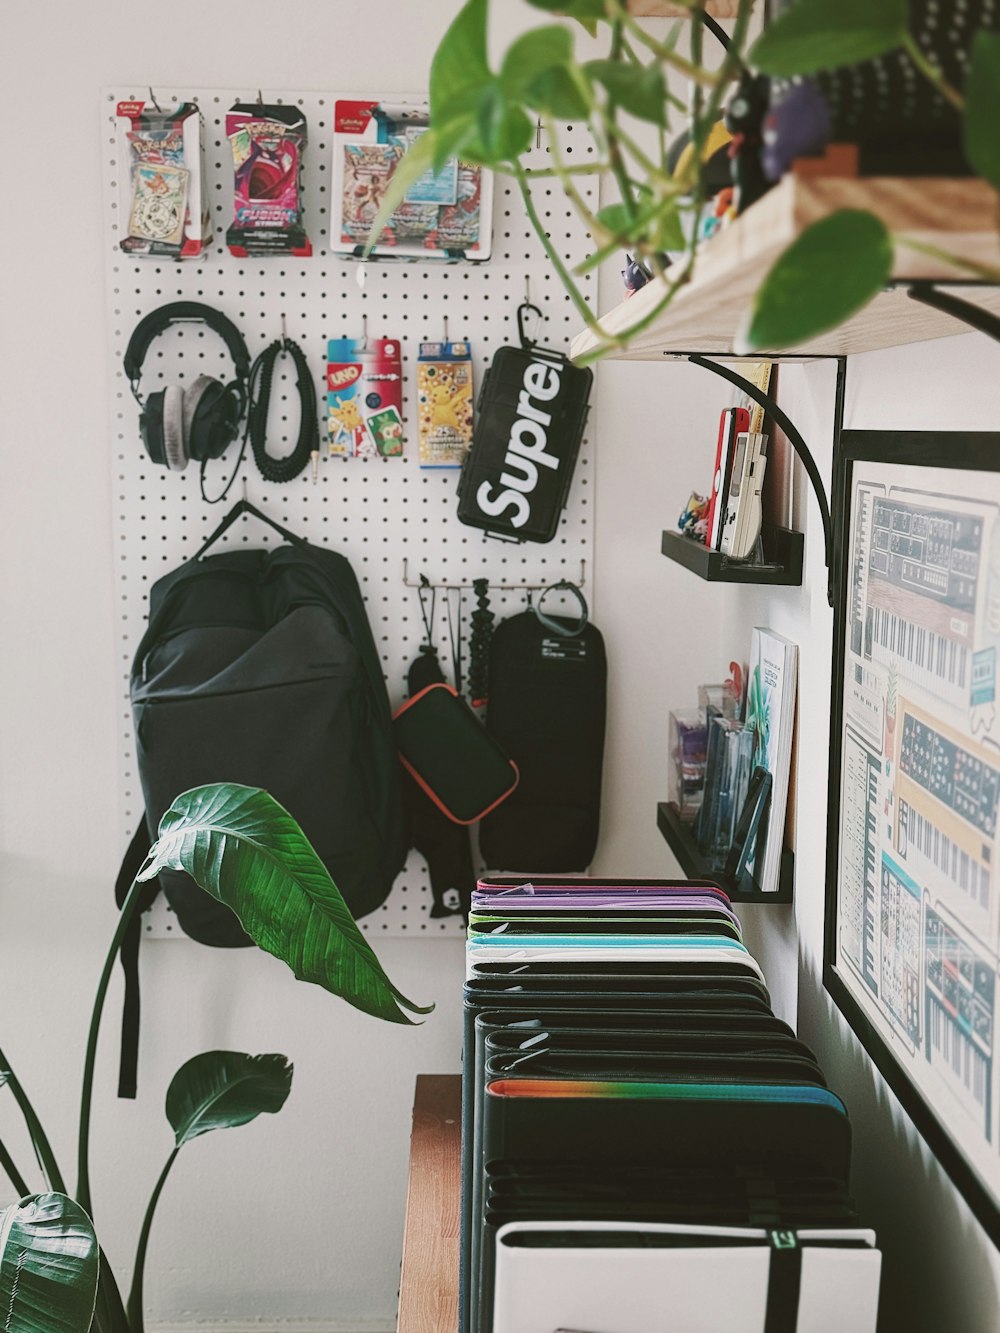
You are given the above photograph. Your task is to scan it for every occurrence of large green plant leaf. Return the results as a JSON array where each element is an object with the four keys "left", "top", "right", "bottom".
[
  {"left": 0, "top": 1194, "right": 99, "bottom": 1333},
  {"left": 90, "top": 1250, "right": 130, "bottom": 1333},
  {"left": 166, "top": 1052, "right": 292, "bottom": 1146},
  {"left": 500, "top": 25, "right": 573, "bottom": 98},
  {"left": 749, "top": 0, "right": 907, "bottom": 76},
  {"left": 138, "top": 785, "right": 433, "bottom": 1024},
  {"left": 587, "top": 58, "right": 668, "bottom": 126},
  {"left": 501, "top": 27, "right": 593, "bottom": 121},
  {"left": 430, "top": 0, "right": 491, "bottom": 124},
  {"left": 477, "top": 86, "right": 537, "bottom": 160},
  {"left": 741, "top": 209, "right": 893, "bottom": 352},
  {"left": 965, "top": 32, "right": 1000, "bottom": 190}
]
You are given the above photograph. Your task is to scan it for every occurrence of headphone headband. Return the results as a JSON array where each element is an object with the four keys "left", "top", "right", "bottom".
[{"left": 124, "top": 302, "right": 252, "bottom": 386}]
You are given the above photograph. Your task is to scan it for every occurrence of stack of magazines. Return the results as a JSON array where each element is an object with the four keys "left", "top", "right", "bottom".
[{"left": 460, "top": 875, "right": 881, "bottom": 1333}]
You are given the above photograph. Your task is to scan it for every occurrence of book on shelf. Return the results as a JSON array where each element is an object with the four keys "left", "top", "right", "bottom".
[{"left": 747, "top": 627, "right": 797, "bottom": 893}]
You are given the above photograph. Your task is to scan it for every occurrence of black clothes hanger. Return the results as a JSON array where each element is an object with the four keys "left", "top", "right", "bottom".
[{"left": 193, "top": 498, "right": 305, "bottom": 561}]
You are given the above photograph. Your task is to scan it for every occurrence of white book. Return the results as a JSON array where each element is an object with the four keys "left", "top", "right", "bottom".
[
  {"left": 747, "top": 627, "right": 798, "bottom": 894},
  {"left": 493, "top": 1221, "right": 880, "bottom": 1333}
]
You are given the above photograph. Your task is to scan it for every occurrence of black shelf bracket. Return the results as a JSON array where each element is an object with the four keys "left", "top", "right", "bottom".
[
  {"left": 687, "top": 354, "right": 845, "bottom": 607},
  {"left": 906, "top": 283, "right": 1000, "bottom": 344}
]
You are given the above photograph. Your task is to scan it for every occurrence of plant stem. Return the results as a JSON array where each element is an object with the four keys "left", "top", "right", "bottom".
[
  {"left": 126, "top": 1146, "right": 180, "bottom": 1333},
  {"left": 605, "top": 19, "right": 639, "bottom": 223},
  {"left": 0, "top": 1134, "right": 30, "bottom": 1197},
  {"left": 894, "top": 234, "right": 1000, "bottom": 282},
  {"left": 0, "top": 1046, "right": 66, "bottom": 1192},
  {"left": 902, "top": 32, "right": 965, "bottom": 112},
  {"left": 608, "top": 121, "right": 671, "bottom": 185},
  {"left": 523, "top": 163, "right": 609, "bottom": 180},
  {"left": 619, "top": 30, "right": 687, "bottom": 112},
  {"left": 543, "top": 118, "right": 605, "bottom": 237},
  {"left": 513, "top": 166, "right": 622, "bottom": 346},
  {"left": 93, "top": 1247, "right": 132, "bottom": 1333},
  {"left": 77, "top": 878, "right": 145, "bottom": 1216},
  {"left": 611, "top": 1, "right": 720, "bottom": 85}
]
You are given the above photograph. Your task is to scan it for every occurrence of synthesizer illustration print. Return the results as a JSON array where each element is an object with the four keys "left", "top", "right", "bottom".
[{"left": 835, "top": 457, "right": 1000, "bottom": 1201}]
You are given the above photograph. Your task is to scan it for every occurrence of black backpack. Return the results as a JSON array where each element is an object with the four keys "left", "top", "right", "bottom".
[
  {"left": 116, "top": 504, "right": 407, "bottom": 1094},
  {"left": 478, "top": 586, "right": 606, "bottom": 872}
]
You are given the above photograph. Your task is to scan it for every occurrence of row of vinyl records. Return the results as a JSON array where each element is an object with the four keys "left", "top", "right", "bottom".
[{"left": 460, "top": 876, "right": 883, "bottom": 1333}]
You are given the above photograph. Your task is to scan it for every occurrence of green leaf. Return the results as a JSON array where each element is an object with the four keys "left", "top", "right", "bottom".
[
  {"left": 501, "top": 25, "right": 573, "bottom": 98},
  {"left": 166, "top": 1052, "right": 292, "bottom": 1147},
  {"left": 749, "top": 0, "right": 907, "bottom": 76},
  {"left": 91, "top": 1250, "right": 130, "bottom": 1333},
  {"left": 527, "top": 0, "right": 608, "bottom": 15},
  {"left": 477, "top": 85, "right": 537, "bottom": 160},
  {"left": 430, "top": 0, "right": 491, "bottom": 124},
  {"left": 587, "top": 58, "right": 668, "bottom": 125},
  {"left": 742, "top": 209, "right": 893, "bottom": 351},
  {"left": 526, "top": 64, "right": 594, "bottom": 120},
  {"left": 363, "top": 129, "right": 458, "bottom": 255},
  {"left": 0, "top": 1194, "right": 99, "bottom": 1333},
  {"left": 651, "top": 205, "right": 685, "bottom": 253},
  {"left": 139, "top": 785, "right": 433, "bottom": 1024},
  {"left": 965, "top": 31, "right": 1000, "bottom": 189},
  {"left": 595, "top": 203, "right": 631, "bottom": 237}
]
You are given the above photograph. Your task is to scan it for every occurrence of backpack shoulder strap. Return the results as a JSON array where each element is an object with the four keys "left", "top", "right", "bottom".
[{"left": 115, "top": 822, "right": 160, "bottom": 1099}]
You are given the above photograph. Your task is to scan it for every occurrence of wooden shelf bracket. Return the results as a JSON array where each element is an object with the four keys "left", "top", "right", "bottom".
[{"left": 906, "top": 282, "right": 1000, "bottom": 345}]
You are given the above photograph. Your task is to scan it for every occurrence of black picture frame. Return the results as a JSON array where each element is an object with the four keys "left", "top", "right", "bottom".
[{"left": 825, "top": 429, "right": 1000, "bottom": 1249}]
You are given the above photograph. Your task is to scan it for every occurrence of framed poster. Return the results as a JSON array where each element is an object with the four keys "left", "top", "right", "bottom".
[{"left": 825, "top": 430, "right": 1000, "bottom": 1246}]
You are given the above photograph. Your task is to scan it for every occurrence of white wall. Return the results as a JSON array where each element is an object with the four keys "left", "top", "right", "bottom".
[
  {"left": 4, "top": 1, "right": 1000, "bottom": 1328},
  {"left": 0, "top": 2, "right": 569, "bottom": 1329}
]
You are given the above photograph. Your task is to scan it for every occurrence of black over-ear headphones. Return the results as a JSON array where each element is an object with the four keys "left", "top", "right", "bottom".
[{"left": 124, "top": 302, "right": 251, "bottom": 472}]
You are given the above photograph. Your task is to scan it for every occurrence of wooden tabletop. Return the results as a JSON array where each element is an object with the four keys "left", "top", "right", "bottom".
[{"left": 397, "top": 1074, "right": 462, "bottom": 1333}]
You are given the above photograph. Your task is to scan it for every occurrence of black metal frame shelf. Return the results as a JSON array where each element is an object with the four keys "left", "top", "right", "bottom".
[
  {"left": 662, "top": 523, "right": 804, "bottom": 586},
  {"left": 657, "top": 801, "right": 794, "bottom": 904}
]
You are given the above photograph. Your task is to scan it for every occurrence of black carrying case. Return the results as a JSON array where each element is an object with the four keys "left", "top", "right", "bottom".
[
  {"left": 479, "top": 591, "right": 606, "bottom": 871},
  {"left": 457, "top": 338, "right": 592, "bottom": 544}
]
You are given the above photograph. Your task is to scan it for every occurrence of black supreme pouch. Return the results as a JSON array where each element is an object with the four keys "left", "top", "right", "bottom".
[
  {"left": 393, "top": 682, "right": 519, "bottom": 825},
  {"left": 457, "top": 308, "right": 592, "bottom": 543}
]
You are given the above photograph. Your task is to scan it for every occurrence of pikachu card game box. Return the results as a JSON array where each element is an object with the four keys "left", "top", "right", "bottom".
[{"left": 327, "top": 337, "right": 404, "bottom": 460}]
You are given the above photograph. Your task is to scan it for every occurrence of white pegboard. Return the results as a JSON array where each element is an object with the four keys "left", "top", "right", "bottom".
[{"left": 102, "top": 87, "right": 598, "bottom": 938}]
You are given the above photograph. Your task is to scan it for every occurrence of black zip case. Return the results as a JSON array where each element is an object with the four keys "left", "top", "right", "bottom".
[{"left": 457, "top": 343, "right": 592, "bottom": 543}]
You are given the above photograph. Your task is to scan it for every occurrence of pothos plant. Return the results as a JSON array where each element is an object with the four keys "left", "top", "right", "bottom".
[
  {"left": 370, "top": 0, "right": 1000, "bottom": 360},
  {"left": 0, "top": 784, "right": 432, "bottom": 1333}
]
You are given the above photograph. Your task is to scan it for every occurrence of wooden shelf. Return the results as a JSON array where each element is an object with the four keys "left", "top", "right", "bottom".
[
  {"left": 397, "top": 1074, "right": 462, "bottom": 1333},
  {"left": 657, "top": 800, "right": 794, "bottom": 903},
  {"left": 662, "top": 524, "right": 804, "bottom": 585},
  {"left": 571, "top": 175, "right": 1000, "bottom": 362}
]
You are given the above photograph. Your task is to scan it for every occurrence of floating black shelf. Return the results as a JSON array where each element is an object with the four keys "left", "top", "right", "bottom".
[
  {"left": 661, "top": 525, "right": 804, "bottom": 587},
  {"left": 656, "top": 801, "right": 794, "bottom": 904}
]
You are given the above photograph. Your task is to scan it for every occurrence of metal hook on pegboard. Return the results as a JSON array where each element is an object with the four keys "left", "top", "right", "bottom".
[
  {"left": 402, "top": 559, "right": 586, "bottom": 592},
  {"left": 148, "top": 87, "right": 162, "bottom": 112}
]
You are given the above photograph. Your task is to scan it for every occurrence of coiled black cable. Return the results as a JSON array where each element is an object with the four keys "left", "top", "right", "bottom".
[{"left": 247, "top": 336, "right": 318, "bottom": 483}]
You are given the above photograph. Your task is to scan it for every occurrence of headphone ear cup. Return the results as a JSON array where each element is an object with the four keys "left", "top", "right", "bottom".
[
  {"left": 162, "top": 384, "right": 189, "bottom": 472},
  {"left": 140, "top": 390, "right": 167, "bottom": 466},
  {"left": 182, "top": 376, "right": 222, "bottom": 462},
  {"left": 190, "top": 378, "right": 241, "bottom": 461}
]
